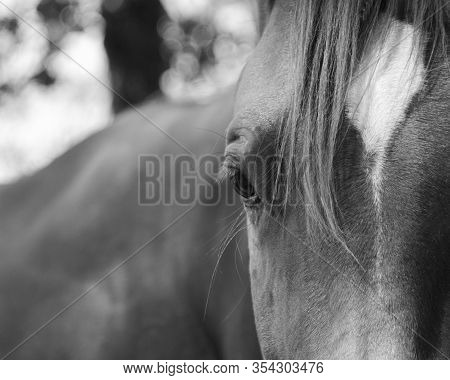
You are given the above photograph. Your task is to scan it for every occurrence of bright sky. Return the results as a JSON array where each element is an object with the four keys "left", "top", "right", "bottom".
[
  {"left": 162, "top": 0, "right": 211, "bottom": 19},
  {"left": 0, "top": 0, "right": 111, "bottom": 183},
  {"left": 0, "top": 30, "right": 112, "bottom": 183}
]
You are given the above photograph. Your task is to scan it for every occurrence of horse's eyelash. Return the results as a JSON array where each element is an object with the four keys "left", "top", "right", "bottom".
[
  {"left": 217, "top": 155, "right": 241, "bottom": 183},
  {"left": 217, "top": 167, "right": 235, "bottom": 184}
]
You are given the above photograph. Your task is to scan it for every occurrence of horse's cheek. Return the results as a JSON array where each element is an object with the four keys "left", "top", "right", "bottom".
[{"left": 246, "top": 219, "right": 284, "bottom": 358}]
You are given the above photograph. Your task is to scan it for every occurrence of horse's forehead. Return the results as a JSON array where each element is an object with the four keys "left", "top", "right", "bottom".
[
  {"left": 232, "top": 2, "right": 293, "bottom": 136},
  {"left": 235, "top": 15, "right": 427, "bottom": 147},
  {"left": 346, "top": 21, "right": 425, "bottom": 155}
]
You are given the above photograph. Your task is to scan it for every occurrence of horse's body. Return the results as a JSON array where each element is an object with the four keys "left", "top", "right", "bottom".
[
  {"left": 225, "top": 0, "right": 450, "bottom": 359},
  {"left": 0, "top": 92, "right": 261, "bottom": 359}
]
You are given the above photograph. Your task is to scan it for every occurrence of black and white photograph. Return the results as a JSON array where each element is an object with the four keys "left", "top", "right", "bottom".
[{"left": 0, "top": 0, "right": 449, "bottom": 376}]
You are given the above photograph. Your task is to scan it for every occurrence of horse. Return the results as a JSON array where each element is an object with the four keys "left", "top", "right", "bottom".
[
  {"left": 224, "top": 0, "right": 449, "bottom": 358},
  {"left": 0, "top": 91, "right": 261, "bottom": 359}
]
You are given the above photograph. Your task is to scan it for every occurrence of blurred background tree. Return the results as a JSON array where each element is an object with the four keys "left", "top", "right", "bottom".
[
  {"left": 102, "top": 0, "right": 168, "bottom": 112},
  {"left": 0, "top": 0, "right": 101, "bottom": 103},
  {"left": 0, "top": 0, "right": 256, "bottom": 182}
]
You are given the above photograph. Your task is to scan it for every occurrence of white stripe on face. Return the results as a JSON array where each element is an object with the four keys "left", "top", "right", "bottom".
[{"left": 346, "top": 21, "right": 425, "bottom": 209}]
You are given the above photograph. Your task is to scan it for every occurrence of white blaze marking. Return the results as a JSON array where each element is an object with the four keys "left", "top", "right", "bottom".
[
  {"left": 347, "top": 22, "right": 425, "bottom": 209},
  {"left": 346, "top": 22, "right": 425, "bottom": 295}
]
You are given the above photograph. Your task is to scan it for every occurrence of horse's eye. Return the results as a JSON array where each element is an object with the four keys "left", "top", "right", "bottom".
[
  {"left": 267, "top": 0, "right": 275, "bottom": 10},
  {"left": 232, "top": 171, "right": 261, "bottom": 205},
  {"left": 232, "top": 172, "right": 254, "bottom": 198}
]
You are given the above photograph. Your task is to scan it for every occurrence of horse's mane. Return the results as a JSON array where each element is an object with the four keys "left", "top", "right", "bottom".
[{"left": 277, "top": 0, "right": 448, "bottom": 246}]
